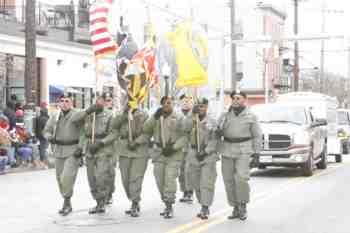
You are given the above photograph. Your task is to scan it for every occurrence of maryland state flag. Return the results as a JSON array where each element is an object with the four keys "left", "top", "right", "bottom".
[{"left": 167, "top": 21, "right": 208, "bottom": 88}]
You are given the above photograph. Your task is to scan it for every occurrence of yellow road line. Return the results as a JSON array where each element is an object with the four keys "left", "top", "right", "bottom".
[{"left": 188, "top": 165, "right": 345, "bottom": 233}]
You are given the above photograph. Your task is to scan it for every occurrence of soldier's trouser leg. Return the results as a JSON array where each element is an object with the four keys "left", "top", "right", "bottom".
[
  {"left": 222, "top": 156, "right": 250, "bottom": 206},
  {"left": 129, "top": 157, "right": 148, "bottom": 202},
  {"left": 153, "top": 161, "right": 166, "bottom": 202},
  {"left": 199, "top": 162, "right": 217, "bottom": 206},
  {"left": 86, "top": 157, "right": 98, "bottom": 200},
  {"left": 120, "top": 157, "right": 132, "bottom": 200},
  {"left": 184, "top": 159, "right": 193, "bottom": 192},
  {"left": 95, "top": 155, "right": 112, "bottom": 201},
  {"left": 188, "top": 162, "right": 201, "bottom": 202},
  {"left": 163, "top": 160, "right": 181, "bottom": 204},
  {"left": 178, "top": 159, "right": 186, "bottom": 192},
  {"left": 55, "top": 156, "right": 80, "bottom": 198},
  {"left": 108, "top": 154, "right": 117, "bottom": 197}
]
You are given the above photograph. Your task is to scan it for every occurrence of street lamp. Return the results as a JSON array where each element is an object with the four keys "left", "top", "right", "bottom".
[{"left": 162, "top": 63, "right": 171, "bottom": 96}]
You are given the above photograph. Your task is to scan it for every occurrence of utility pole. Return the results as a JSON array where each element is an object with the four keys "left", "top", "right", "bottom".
[
  {"left": 25, "top": 0, "right": 37, "bottom": 105},
  {"left": 319, "top": 0, "right": 326, "bottom": 93},
  {"left": 293, "top": 0, "right": 300, "bottom": 92},
  {"left": 230, "top": 0, "right": 237, "bottom": 91}
]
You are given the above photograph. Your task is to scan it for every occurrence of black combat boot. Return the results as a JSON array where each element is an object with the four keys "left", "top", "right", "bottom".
[
  {"left": 60, "top": 197, "right": 72, "bottom": 216},
  {"left": 163, "top": 202, "right": 174, "bottom": 219},
  {"left": 238, "top": 203, "right": 247, "bottom": 221},
  {"left": 89, "top": 199, "right": 105, "bottom": 214},
  {"left": 179, "top": 191, "right": 188, "bottom": 202},
  {"left": 130, "top": 201, "right": 140, "bottom": 217},
  {"left": 227, "top": 205, "right": 240, "bottom": 220},
  {"left": 197, "top": 205, "right": 210, "bottom": 220},
  {"left": 106, "top": 194, "right": 113, "bottom": 205}
]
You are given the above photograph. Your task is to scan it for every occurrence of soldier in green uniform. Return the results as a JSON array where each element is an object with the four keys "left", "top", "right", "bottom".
[
  {"left": 185, "top": 97, "right": 219, "bottom": 220},
  {"left": 43, "top": 93, "right": 85, "bottom": 216},
  {"left": 105, "top": 103, "right": 149, "bottom": 217},
  {"left": 217, "top": 91, "right": 261, "bottom": 220},
  {"left": 143, "top": 96, "right": 187, "bottom": 219},
  {"left": 178, "top": 94, "right": 194, "bottom": 203},
  {"left": 79, "top": 92, "right": 115, "bottom": 214},
  {"left": 103, "top": 93, "right": 117, "bottom": 205}
]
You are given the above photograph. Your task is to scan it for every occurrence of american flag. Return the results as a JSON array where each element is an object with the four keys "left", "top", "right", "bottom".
[{"left": 89, "top": 0, "right": 117, "bottom": 58}]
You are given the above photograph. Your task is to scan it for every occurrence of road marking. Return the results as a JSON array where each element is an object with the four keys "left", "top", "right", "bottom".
[
  {"left": 188, "top": 164, "right": 345, "bottom": 233},
  {"left": 167, "top": 162, "right": 347, "bottom": 233}
]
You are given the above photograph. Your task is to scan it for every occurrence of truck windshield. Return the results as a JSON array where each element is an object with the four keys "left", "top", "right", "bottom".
[
  {"left": 251, "top": 105, "right": 306, "bottom": 125},
  {"left": 337, "top": 111, "right": 349, "bottom": 125}
]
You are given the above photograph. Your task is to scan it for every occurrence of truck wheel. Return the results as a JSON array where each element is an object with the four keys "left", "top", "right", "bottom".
[
  {"left": 335, "top": 154, "right": 342, "bottom": 163},
  {"left": 302, "top": 149, "right": 314, "bottom": 177},
  {"left": 316, "top": 145, "right": 327, "bottom": 169}
]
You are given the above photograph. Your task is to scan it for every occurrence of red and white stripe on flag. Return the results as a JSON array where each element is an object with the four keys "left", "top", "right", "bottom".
[
  {"left": 131, "top": 44, "right": 159, "bottom": 88},
  {"left": 89, "top": 0, "right": 117, "bottom": 58}
]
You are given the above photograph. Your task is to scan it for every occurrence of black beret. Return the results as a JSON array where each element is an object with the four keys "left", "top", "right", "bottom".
[
  {"left": 197, "top": 97, "right": 209, "bottom": 105},
  {"left": 230, "top": 91, "right": 247, "bottom": 99},
  {"left": 59, "top": 92, "right": 73, "bottom": 99},
  {"left": 160, "top": 96, "right": 172, "bottom": 105}
]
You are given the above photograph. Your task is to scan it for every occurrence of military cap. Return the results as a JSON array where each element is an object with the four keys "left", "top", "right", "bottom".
[
  {"left": 59, "top": 92, "right": 73, "bottom": 99},
  {"left": 160, "top": 96, "right": 172, "bottom": 105},
  {"left": 230, "top": 90, "right": 247, "bottom": 99},
  {"left": 197, "top": 97, "right": 209, "bottom": 105},
  {"left": 101, "top": 92, "right": 113, "bottom": 99}
]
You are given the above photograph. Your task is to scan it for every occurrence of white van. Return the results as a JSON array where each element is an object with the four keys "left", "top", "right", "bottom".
[{"left": 276, "top": 92, "right": 342, "bottom": 162}]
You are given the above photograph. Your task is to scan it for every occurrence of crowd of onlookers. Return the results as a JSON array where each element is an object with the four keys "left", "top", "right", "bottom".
[{"left": 0, "top": 95, "right": 50, "bottom": 175}]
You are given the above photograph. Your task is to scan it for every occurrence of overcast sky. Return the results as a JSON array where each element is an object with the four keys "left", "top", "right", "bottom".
[{"left": 39, "top": 0, "right": 350, "bottom": 77}]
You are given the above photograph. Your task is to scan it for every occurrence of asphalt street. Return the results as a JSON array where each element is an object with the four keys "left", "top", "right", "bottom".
[{"left": 1, "top": 155, "right": 349, "bottom": 233}]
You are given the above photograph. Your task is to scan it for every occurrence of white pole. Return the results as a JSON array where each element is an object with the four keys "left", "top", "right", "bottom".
[{"left": 264, "top": 60, "right": 269, "bottom": 104}]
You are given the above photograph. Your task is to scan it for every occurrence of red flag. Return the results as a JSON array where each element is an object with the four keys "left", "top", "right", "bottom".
[{"left": 89, "top": 0, "right": 117, "bottom": 58}]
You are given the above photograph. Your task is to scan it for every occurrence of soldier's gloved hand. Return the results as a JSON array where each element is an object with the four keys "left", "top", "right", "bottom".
[
  {"left": 154, "top": 108, "right": 163, "bottom": 120},
  {"left": 215, "top": 128, "right": 224, "bottom": 138},
  {"left": 73, "top": 147, "right": 83, "bottom": 158},
  {"left": 192, "top": 105, "right": 200, "bottom": 114},
  {"left": 250, "top": 153, "right": 259, "bottom": 168},
  {"left": 196, "top": 150, "right": 208, "bottom": 162},
  {"left": 89, "top": 141, "right": 104, "bottom": 154},
  {"left": 127, "top": 141, "right": 138, "bottom": 151},
  {"left": 48, "top": 138, "right": 56, "bottom": 144},
  {"left": 86, "top": 104, "right": 103, "bottom": 115},
  {"left": 162, "top": 143, "right": 176, "bottom": 157}
]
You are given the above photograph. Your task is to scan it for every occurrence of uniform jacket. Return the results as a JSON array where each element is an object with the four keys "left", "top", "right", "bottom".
[
  {"left": 103, "top": 109, "right": 149, "bottom": 158},
  {"left": 43, "top": 109, "right": 85, "bottom": 158},
  {"left": 185, "top": 113, "right": 220, "bottom": 164},
  {"left": 143, "top": 110, "right": 187, "bottom": 161},
  {"left": 217, "top": 107, "right": 262, "bottom": 158}
]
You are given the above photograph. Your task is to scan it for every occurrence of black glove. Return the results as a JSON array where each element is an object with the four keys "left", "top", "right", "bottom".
[
  {"left": 162, "top": 143, "right": 176, "bottom": 157},
  {"left": 48, "top": 138, "right": 56, "bottom": 144},
  {"left": 89, "top": 141, "right": 104, "bottom": 154},
  {"left": 196, "top": 149, "right": 208, "bottom": 162},
  {"left": 73, "top": 147, "right": 83, "bottom": 158},
  {"left": 250, "top": 153, "right": 259, "bottom": 168},
  {"left": 215, "top": 128, "right": 224, "bottom": 138},
  {"left": 154, "top": 107, "right": 163, "bottom": 120},
  {"left": 192, "top": 105, "right": 200, "bottom": 114},
  {"left": 127, "top": 141, "right": 138, "bottom": 151},
  {"left": 86, "top": 104, "right": 103, "bottom": 115}
]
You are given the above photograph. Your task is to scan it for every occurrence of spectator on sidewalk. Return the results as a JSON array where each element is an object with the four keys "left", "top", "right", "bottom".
[
  {"left": 35, "top": 102, "right": 50, "bottom": 169},
  {"left": 3, "top": 101, "right": 16, "bottom": 131}
]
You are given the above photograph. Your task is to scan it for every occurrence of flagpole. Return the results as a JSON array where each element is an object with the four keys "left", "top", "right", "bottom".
[{"left": 92, "top": 57, "right": 98, "bottom": 144}]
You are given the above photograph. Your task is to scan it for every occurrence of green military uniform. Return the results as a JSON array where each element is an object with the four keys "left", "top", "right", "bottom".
[
  {"left": 178, "top": 110, "right": 194, "bottom": 202},
  {"left": 106, "top": 109, "right": 148, "bottom": 217},
  {"left": 43, "top": 108, "right": 85, "bottom": 215},
  {"left": 107, "top": 110, "right": 118, "bottom": 204},
  {"left": 218, "top": 106, "right": 261, "bottom": 219},
  {"left": 185, "top": 113, "right": 219, "bottom": 218},
  {"left": 143, "top": 110, "right": 186, "bottom": 218},
  {"left": 80, "top": 108, "right": 114, "bottom": 213}
]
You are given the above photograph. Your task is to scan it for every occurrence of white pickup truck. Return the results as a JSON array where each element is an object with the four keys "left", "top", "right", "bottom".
[{"left": 251, "top": 103, "right": 328, "bottom": 176}]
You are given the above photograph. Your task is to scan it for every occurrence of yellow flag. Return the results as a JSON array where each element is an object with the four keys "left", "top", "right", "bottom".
[{"left": 167, "top": 22, "right": 208, "bottom": 88}]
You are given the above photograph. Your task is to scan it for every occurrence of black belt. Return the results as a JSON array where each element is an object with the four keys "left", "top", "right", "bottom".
[
  {"left": 224, "top": 137, "right": 251, "bottom": 143},
  {"left": 191, "top": 144, "right": 199, "bottom": 149},
  {"left": 54, "top": 140, "right": 79, "bottom": 146},
  {"left": 86, "top": 133, "right": 107, "bottom": 139}
]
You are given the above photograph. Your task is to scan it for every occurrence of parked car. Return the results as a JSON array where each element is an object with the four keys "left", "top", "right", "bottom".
[
  {"left": 337, "top": 109, "right": 350, "bottom": 154},
  {"left": 251, "top": 103, "right": 327, "bottom": 176},
  {"left": 277, "top": 92, "right": 342, "bottom": 163}
]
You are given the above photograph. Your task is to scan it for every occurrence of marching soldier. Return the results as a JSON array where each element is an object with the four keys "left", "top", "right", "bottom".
[
  {"left": 103, "top": 93, "right": 117, "bottom": 205},
  {"left": 217, "top": 91, "right": 261, "bottom": 220},
  {"left": 79, "top": 92, "right": 114, "bottom": 214},
  {"left": 178, "top": 94, "right": 194, "bottom": 203},
  {"left": 43, "top": 93, "right": 85, "bottom": 216},
  {"left": 106, "top": 103, "right": 149, "bottom": 217},
  {"left": 185, "top": 97, "right": 219, "bottom": 220},
  {"left": 143, "top": 96, "right": 187, "bottom": 219}
]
